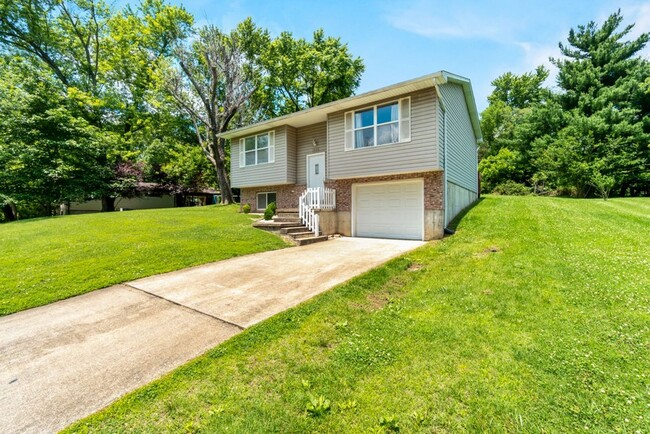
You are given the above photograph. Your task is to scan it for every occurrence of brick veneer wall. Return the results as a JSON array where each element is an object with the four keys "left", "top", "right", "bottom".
[
  {"left": 241, "top": 184, "right": 306, "bottom": 210},
  {"left": 325, "top": 171, "right": 444, "bottom": 212}
]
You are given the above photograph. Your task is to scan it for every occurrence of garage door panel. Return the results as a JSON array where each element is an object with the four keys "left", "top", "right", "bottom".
[{"left": 354, "top": 181, "right": 423, "bottom": 240}]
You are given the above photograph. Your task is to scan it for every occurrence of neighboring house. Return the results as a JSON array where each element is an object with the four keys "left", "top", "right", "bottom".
[
  {"left": 68, "top": 183, "right": 219, "bottom": 214},
  {"left": 221, "top": 71, "right": 482, "bottom": 241}
]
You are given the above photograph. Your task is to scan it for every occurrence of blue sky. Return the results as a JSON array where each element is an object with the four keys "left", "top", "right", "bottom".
[{"left": 158, "top": 0, "right": 650, "bottom": 111}]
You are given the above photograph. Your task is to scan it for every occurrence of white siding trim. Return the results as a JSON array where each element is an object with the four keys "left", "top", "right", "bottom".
[
  {"left": 239, "top": 138, "right": 245, "bottom": 168},
  {"left": 344, "top": 112, "right": 353, "bottom": 151},
  {"left": 399, "top": 97, "right": 411, "bottom": 142},
  {"left": 268, "top": 130, "right": 275, "bottom": 163}
]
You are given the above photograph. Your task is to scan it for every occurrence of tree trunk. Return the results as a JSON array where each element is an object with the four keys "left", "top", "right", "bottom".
[
  {"left": 2, "top": 203, "right": 17, "bottom": 222},
  {"left": 211, "top": 136, "right": 234, "bottom": 204},
  {"left": 215, "top": 158, "right": 234, "bottom": 204},
  {"left": 101, "top": 196, "right": 115, "bottom": 212}
]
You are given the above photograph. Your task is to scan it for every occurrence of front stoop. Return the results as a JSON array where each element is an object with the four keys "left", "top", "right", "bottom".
[{"left": 252, "top": 209, "right": 330, "bottom": 246}]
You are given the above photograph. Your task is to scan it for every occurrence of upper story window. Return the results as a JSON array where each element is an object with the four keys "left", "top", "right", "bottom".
[
  {"left": 239, "top": 131, "right": 275, "bottom": 167},
  {"left": 344, "top": 97, "right": 411, "bottom": 151}
]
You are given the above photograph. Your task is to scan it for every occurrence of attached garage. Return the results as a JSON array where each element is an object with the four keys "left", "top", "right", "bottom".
[{"left": 352, "top": 180, "right": 424, "bottom": 240}]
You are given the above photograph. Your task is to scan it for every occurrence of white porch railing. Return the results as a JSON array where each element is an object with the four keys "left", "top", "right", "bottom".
[{"left": 298, "top": 187, "right": 336, "bottom": 237}]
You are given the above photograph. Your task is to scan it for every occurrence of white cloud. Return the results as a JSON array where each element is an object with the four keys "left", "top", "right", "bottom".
[
  {"left": 514, "top": 41, "right": 562, "bottom": 88},
  {"left": 515, "top": 42, "right": 559, "bottom": 69},
  {"left": 383, "top": 0, "right": 515, "bottom": 42}
]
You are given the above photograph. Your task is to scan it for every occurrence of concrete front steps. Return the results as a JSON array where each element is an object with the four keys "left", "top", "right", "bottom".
[{"left": 252, "top": 209, "right": 329, "bottom": 246}]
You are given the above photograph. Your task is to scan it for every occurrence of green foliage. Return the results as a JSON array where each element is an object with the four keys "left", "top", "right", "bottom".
[
  {"left": 478, "top": 148, "right": 522, "bottom": 192},
  {"left": 257, "top": 28, "right": 365, "bottom": 117},
  {"left": 378, "top": 415, "right": 400, "bottom": 432},
  {"left": 0, "top": 57, "right": 109, "bottom": 214},
  {"left": 0, "top": 2, "right": 365, "bottom": 216},
  {"left": 242, "top": 203, "right": 251, "bottom": 214},
  {"left": 0, "top": 0, "right": 196, "bottom": 216},
  {"left": 64, "top": 196, "right": 650, "bottom": 433},
  {"left": 263, "top": 201, "right": 276, "bottom": 220},
  {"left": 0, "top": 205, "right": 287, "bottom": 315},
  {"left": 491, "top": 181, "right": 531, "bottom": 196},
  {"left": 488, "top": 66, "right": 550, "bottom": 109},
  {"left": 590, "top": 170, "right": 616, "bottom": 200},
  {"left": 480, "top": 11, "right": 650, "bottom": 197},
  {"left": 306, "top": 395, "right": 331, "bottom": 417},
  {"left": 142, "top": 138, "right": 216, "bottom": 192}
]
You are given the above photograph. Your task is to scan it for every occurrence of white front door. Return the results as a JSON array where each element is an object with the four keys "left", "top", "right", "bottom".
[{"left": 307, "top": 153, "right": 325, "bottom": 189}]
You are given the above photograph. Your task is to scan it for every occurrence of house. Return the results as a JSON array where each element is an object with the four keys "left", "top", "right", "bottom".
[
  {"left": 68, "top": 183, "right": 220, "bottom": 214},
  {"left": 220, "top": 71, "right": 482, "bottom": 241}
]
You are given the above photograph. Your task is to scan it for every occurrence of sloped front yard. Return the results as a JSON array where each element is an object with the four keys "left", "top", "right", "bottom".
[
  {"left": 64, "top": 196, "right": 650, "bottom": 433},
  {"left": 0, "top": 205, "right": 288, "bottom": 315}
]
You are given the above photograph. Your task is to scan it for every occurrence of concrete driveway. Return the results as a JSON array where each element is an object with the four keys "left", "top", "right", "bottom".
[{"left": 0, "top": 237, "right": 424, "bottom": 434}]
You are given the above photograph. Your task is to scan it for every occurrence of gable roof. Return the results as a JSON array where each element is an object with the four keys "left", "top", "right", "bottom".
[{"left": 219, "top": 70, "right": 482, "bottom": 142}]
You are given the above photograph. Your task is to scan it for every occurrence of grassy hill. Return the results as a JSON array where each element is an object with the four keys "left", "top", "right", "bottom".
[
  {"left": 64, "top": 196, "right": 650, "bottom": 433},
  {"left": 0, "top": 205, "right": 287, "bottom": 315}
]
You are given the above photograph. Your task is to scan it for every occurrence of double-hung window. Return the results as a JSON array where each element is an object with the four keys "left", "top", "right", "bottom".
[
  {"left": 344, "top": 97, "right": 411, "bottom": 150},
  {"left": 239, "top": 131, "right": 275, "bottom": 167},
  {"left": 256, "top": 192, "right": 276, "bottom": 210}
]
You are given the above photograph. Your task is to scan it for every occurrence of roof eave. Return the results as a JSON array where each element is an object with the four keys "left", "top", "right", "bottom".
[
  {"left": 219, "top": 71, "right": 446, "bottom": 140},
  {"left": 437, "top": 71, "right": 484, "bottom": 143}
]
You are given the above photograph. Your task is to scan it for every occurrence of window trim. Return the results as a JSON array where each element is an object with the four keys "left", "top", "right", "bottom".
[
  {"left": 256, "top": 191, "right": 276, "bottom": 211},
  {"left": 344, "top": 97, "right": 411, "bottom": 151},
  {"left": 239, "top": 131, "right": 275, "bottom": 167}
]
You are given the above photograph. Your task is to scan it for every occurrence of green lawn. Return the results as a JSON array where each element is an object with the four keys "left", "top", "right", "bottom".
[
  {"left": 0, "top": 205, "right": 287, "bottom": 316},
  {"left": 66, "top": 196, "right": 650, "bottom": 433}
]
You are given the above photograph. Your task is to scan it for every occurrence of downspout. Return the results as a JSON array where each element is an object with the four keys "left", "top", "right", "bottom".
[{"left": 443, "top": 110, "right": 448, "bottom": 229}]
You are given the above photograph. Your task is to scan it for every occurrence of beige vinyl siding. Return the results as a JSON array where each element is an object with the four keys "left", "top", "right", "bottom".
[
  {"left": 286, "top": 126, "right": 297, "bottom": 184},
  {"left": 327, "top": 88, "right": 440, "bottom": 180},
  {"left": 296, "top": 122, "right": 327, "bottom": 184},
  {"left": 231, "top": 126, "right": 289, "bottom": 188},
  {"left": 437, "top": 83, "right": 478, "bottom": 193},
  {"left": 71, "top": 195, "right": 175, "bottom": 212},
  {"left": 437, "top": 98, "right": 445, "bottom": 169}
]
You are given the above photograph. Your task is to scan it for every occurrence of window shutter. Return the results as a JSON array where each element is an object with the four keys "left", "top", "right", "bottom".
[
  {"left": 399, "top": 97, "right": 411, "bottom": 142},
  {"left": 344, "top": 111, "right": 354, "bottom": 150},
  {"left": 239, "top": 138, "right": 245, "bottom": 167},
  {"left": 268, "top": 130, "right": 275, "bottom": 163}
]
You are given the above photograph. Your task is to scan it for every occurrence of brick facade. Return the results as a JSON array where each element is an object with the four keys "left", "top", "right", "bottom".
[
  {"left": 242, "top": 171, "right": 444, "bottom": 212},
  {"left": 241, "top": 184, "right": 306, "bottom": 210},
  {"left": 325, "top": 171, "right": 444, "bottom": 211}
]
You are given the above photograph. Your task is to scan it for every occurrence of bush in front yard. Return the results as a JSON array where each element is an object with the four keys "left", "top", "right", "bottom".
[
  {"left": 263, "top": 202, "right": 276, "bottom": 220},
  {"left": 242, "top": 204, "right": 251, "bottom": 214}
]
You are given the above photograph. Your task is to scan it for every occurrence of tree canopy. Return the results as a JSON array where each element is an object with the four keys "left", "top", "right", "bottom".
[
  {"left": 0, "top": 1, "right": 365, "bottom": 220},
  {"left": 258, "top": 29, "right": 365, "bottom": 117},
  {"left": 479, "top": 10, "right": 650, "bottom": 198}
]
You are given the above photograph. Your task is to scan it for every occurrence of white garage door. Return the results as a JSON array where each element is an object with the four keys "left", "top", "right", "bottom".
[{"left": 354, "top": 180, "right": 424, "bottom": 240}]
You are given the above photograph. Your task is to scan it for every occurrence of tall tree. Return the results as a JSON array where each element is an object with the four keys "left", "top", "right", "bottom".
[
  {"left": 479, "top": 66, "right": 560, "bottom": 187},
  {"left": 0, "top": 0, "right": 193, "bottom": 212},
  {"left": 0, "top": 56, "right": 108, "bottom": 218},
  {"left": 479, "top": 11, "right": 650, "bottom": 197},
  {"left": 162, "top": 22, "right": 268, "bottom": 204},
  {"left": 259, "top": 29, "right": 365, "bottom": 117},
  {"left": 549, "top": 10, "right": 650, "bottom": 196},
  {"left": 488, "top": 66, "right": 550, "bottom": 109}
]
